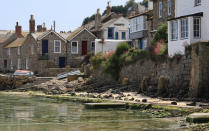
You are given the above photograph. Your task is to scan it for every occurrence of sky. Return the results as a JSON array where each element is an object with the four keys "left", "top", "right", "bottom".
[{"left": 0, "top": 0, "right": 141, "bottom": 32}]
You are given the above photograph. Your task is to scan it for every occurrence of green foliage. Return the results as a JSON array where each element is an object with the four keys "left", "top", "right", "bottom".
[
  {"left": 91, "top": 52, "right": 105, "bottom": 69},
  {"left": 82, "top": 14, "right": 96, "bottom": 25},
  {"left": 115, "top": 42, "right": 130, "bottom": 56},
  {"left": 152, "top": 23, "right": 168, "bottom": 44},
  {"left": 140, "top": 0, "right": 148, "bottom": 8}
]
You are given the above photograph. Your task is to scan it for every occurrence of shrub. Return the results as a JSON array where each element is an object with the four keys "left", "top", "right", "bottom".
[
  {"left": 115, "top": 42, "right": 130, "bottom": 56},
  {"left": 91, "top": 52, "right": 106, "bottom": 69},
  {"left": 152, "top": 23, "right": 168, "bottom": 44}
]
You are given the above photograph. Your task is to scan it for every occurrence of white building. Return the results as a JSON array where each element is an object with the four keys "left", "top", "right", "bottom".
[
  {"left": 94, "top": 39, "right": 131, "bottom": 54},
  {"left": 168, "top": 0, "right": 209, "bottom": 56}
]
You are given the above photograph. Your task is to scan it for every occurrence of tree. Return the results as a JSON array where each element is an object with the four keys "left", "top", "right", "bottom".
[{"left": 140, "top": 0, "right": 148, "bottom": 8}]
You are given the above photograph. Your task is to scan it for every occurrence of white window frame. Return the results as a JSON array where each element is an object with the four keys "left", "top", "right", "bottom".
[
  {"left": 194, "top": 0, "right": 201, "bottom": 6},
  {"left": 26, "top": 58, "right": 29, "bottom": 70},
  {"left": 159, "top": 1, "right": 163, "bottom": 18},
  {"left": 181, "top": 18, "right": 189, "bottom": 39},
  {"left": 54, "top": 40, "right": 61, "bottom": 53},
  {"left": 91, "top": 41, "right": 95, "bottom": 52},
  {"left": 8, "top": 48, "right": 10, "bottom": 56},
  {"left": 18, "top": 58, "right": 21, "bottom": 69},
  {"left": 168, "top": 0, "right": 172, "bottom": 16},
  {"left": 170, "top": 20, "right": 178, "bottom": 41},
  {"left": 10, "top": 60, "right": 13, "bottom": 70},
  {"left": 193, "top": 17, "right": 201, "bottom": 39},
  {"left": 71, "top": 41, "right": 78, "bottom": 54},
  {"left": 18, "top": 47, "right": 21, "bottom": 55}
]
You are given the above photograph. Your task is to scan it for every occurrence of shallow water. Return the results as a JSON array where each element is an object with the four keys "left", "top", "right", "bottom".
[{"left": 0, "top": 94, "right": 182, "bottom": 131}]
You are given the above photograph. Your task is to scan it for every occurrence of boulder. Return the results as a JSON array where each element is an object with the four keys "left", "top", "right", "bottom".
[
  {"left": 78, "top": 77, "right": 84, "bottom": 83},
  {"left": 186, "top": 113, "right": 209, "bottom": 123}
]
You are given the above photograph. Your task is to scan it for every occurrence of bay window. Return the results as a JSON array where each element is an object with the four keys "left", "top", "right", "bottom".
[
  {"left": 193, "top": 17, "right": 201, "bottom": 38},
  {"left": 171, "top": 20, "right": 178, "bottom": 41},
  {"left": 181, "top": 18, "right": 188, "bottom": 39}
]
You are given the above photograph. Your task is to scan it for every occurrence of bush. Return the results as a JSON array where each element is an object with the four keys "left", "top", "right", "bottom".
[
  {"left": 91, "top": 52, "right": 106, "bottom": 69},
  {"left": 115, "top": 42, "right": 130, "bottom": 56}
]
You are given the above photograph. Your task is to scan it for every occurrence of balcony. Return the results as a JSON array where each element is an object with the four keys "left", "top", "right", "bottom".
[{"left": 38, "top": 54, "right": 49, "bottom": 60}]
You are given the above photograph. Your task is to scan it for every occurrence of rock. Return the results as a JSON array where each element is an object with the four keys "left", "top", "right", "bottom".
[
  {"left": 142, "top": 99, "right": 147, "bottom": 103},
  {"left": 124, "top": 98, "right": 129, "bottom": 101},
  {"left": 78, "top": 77, "right": 84, "bottom": 83},
  {"left": 186, "top": 113, "right": 209, "bottom": 123},
  {"left": 129, "top": 97, "right": 135, "bottom": 101},
  {"left": 135, "top": 99, "right": 140, "bottom": 102},
  {"left": 187, "top": 102, "right": 196, "bottom": 106},
  {"left": 171, "top": 101, "right": 177, "bottom": 105}
]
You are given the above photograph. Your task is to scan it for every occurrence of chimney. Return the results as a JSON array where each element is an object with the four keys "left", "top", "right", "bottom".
[
  {"left": 37, "top": 25, "right": 43, "bottom": 32},
  {"left": 29, "top": 14, "right": 35, "bottom": 33},
  {"left": 106, "top": 1, "right": 111, "bottom": 15},
  {"left": 42, "top": 22, "right": 47, "bottom": 32},
  {"left": 15, "top": 22, "right": 22, "bottom": 38},
  {"left": 95, "top": 9, "right": 102, "bottom": 31},
  {"left": 53, "top": 20, "right": 56, "bottom": 31}
]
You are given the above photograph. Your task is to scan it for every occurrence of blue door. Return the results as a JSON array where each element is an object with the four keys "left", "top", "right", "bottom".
[
  {"left": 42, "top": 40, "right": 48, "bottom": 56},
  {"left": 140, "top": 40, "right": 143, "bottom": 49},
  {"left": 59, "top": 57, "right": 66, "bottom": 68}
]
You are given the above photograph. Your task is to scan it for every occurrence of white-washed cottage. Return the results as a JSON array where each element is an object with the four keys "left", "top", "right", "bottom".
[{"left": 168, "top": 0, "right": 209, "bottom": 56}]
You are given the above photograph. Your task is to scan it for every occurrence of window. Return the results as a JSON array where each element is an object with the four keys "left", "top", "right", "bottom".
[
  {"left": 193, "top": 17, "right": 201, "bottom": 38},
  {"left": 8, "top": 48, "right": 10, "bottom": 56},
  {"left": 181, "top": 18, "right": 189, "bottom": 39},
  {"left": 195, "top": 0, "right": 201, "bottom": 6},
  {"left": 115, "top": 32, "right": 119, "bottom": 40},
  {"left": 108, "top": 27, "right": 114, "bottom": 39},
  {"left": 10, "top": 60, "right": 13, "bottom": 70},
  {"left": 4, "top": 60, "right": 7, "bottom": 68},
  {"left": 71, "top": 41, "right": 78, "bottom": 54},
  {"left": 168, "top": 0, "right": 172, "bottom": 16},
  {"left": 31, "top": 44, "right": 34, "bottom": 55},
  {"left": 18, "top": 47, "right": 21, "bottom": 55},
  {"left": 137, "top": 16, "right": 143, "bottom": 31},
  {"left": 91, "top": 41, "right": 95, "bottom": 52},
  {"left": 159, "top": 1, "right": 163, "bottom": 18},
  {"left": 18, "top": 58, "right": 21, "bottom": 69},
  {"left": 134, "top": 40, "right": 139, "bottom": 49},
  {"left": 54, "top": 40, "right": 61, "bottom": 53},
  {"left": 26, "top": 58, "right": 29, "bottom": 70},
  {"left": 171, "top": 20, "right": 178, "bottom": 40},
  {"left": 122, "top": 32, "right": 126, "bottom": 40}
]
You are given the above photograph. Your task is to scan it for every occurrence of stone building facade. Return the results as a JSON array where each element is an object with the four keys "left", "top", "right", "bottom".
[{"left": 151, "top": 0, "right": 175, "bottom": 31}]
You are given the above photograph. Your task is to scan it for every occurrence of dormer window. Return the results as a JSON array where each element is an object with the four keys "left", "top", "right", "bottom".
[{"left": 195, "top": 0, "right": 201, "bottom": 6}]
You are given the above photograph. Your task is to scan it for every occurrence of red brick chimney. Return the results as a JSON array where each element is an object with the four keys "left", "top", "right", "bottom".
[
  {"left": 42, "top": 22, "right": 47, "bottom": 32},
  {"left": 29, "top": 15, "right": 35, "bottom": 33},
  {"left": 106, "top": 1, "right": 111, "bottom": 15},
  {"left": 37, "top": 25, "right": 43, "bottom": 32},
  {"left": 15, "top": 22, "right": 22, "bottom": 38}
]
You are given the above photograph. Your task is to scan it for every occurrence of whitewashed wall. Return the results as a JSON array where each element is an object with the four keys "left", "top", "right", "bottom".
[
  {"left": 95, "top": 39, "right": 130, "bottom": 54},
  {"left": 168, "top": 0, "right": 209, "bottom": 56}
]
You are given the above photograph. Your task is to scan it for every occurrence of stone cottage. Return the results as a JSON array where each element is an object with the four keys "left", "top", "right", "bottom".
[{"left": 66, "top": 27, "right": 97, "bottom": 67}]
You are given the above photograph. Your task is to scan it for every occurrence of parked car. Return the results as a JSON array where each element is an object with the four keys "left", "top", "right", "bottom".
[{"left": 13, "top": 70, "right": 34, "bottom": 77}]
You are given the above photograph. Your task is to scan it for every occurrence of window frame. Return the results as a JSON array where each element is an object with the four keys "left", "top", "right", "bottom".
[
  {"left": 71, "top": 41, "right": 78, "bottom": 54},
  {"left": 159, "top": 1, "right": 163, "bottom": 18},
  {"left": 170, "top": 20, "right": 178, "bottom": 41},
  {"left": 10, "top": 60, "right": 13, "bottom": 70},
  {"left": 122, "top": 32, "right": 126, "bottom": 40},
  {"left": 91, "top": 41, "right": 95, "bottom": 52},
  {"left": 194, "top": 0, "right": 201, "bottom": 6},
  {"left": 17, "top": 47, "right": 21, "bottom": 55},
  {"left": 193, "top": 17, "right": 201, "bottom": 39},
  {"left": 8, "top": 48, "right": 10, "bottom": 56},
  {"left": 108, "top": 27, "right": 114, "bottom": 39},
  {"left": 180, "top": 18, "right": 189, "bottom": 39},
  {"left": 168, "top": 0, "right": 172, "bottom": 16},
  {"left": 54, "top": 40, "right": 61, "bottom": 53}
]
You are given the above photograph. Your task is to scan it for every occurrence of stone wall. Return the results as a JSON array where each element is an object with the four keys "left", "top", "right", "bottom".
[
  {"left": 190, "top": 42, "right": 209, "bottom": 99},
  {"left": 120, "top": 55, "right": 192, "bottom": 98}
]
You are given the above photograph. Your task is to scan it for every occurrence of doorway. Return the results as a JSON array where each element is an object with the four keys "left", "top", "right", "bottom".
[
  {"left": 82, "top": 41, "right": 87, "bottom": 55},
  {"left": 59, "top": 57, "right": 66, "bottom": 68}
]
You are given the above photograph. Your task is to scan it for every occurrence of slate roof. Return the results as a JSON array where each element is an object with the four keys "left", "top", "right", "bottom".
[
  {"left": 0, "top": 30, "right": 15, "bottom": 44},
  {"left": 4, "top": 38, "right": 26, "bottom": 48}
]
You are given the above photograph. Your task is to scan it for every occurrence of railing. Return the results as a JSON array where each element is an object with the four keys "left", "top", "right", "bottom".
[{"left": 38, "top": 54, "right": 49, "bottom": 60}]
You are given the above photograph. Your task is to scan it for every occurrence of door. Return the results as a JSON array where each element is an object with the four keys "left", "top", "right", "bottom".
[
  {"left": 59, "top": 57, "right": 66, "bottom": 68},
  {"left": 4, "top": 60, "right": 7, "bottom": 68},
  {"left": 82, "top": 41, "right": 87, "bottom": 55},
  {"left": 42, "top": 40, "right": 48, "bottom": 56},
  {"left": 140, "top": 39, "right": 143, "bottom": 49}
]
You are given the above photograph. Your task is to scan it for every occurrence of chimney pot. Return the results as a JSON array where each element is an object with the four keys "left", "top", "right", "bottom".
[
  {"left": 29, "top": 14, "right": 35, "bottom": 33},
  {"left": 15, "top": 22, "right": 22, "bottom": 38}
]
